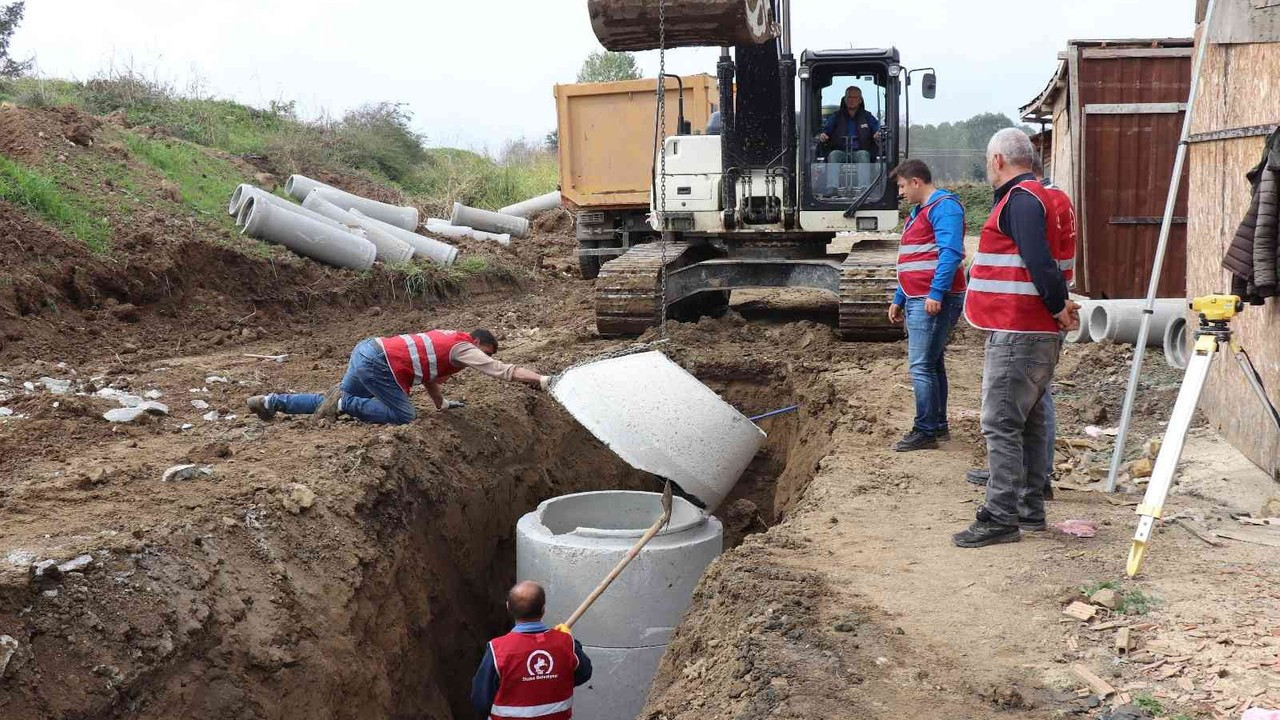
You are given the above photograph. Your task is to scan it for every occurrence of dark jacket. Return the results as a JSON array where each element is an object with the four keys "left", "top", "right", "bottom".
[
  {"left": 822, "top": 101, "right": 879, "bottom": 157},
  {"left": 1223, "top": 127, "right": 1280, "bottom": 303}
]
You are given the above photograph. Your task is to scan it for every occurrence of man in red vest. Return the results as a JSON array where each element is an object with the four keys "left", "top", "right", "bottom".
[
  {"left": 244, "top": 328, "right": 549, "bottom": 425},
  {"left": 953, "top": 128, "right": 1080, "bottom": 548},
  {"left": 471, "top": 581, "right": 592, "bottom": 720},
  {"left": 886, "top": 158, "right": 967, "bottom": 452}
]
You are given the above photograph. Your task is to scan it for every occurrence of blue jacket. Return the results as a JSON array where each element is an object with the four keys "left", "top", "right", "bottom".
[
  {"left": 470, "top": 621, "right": 593, "bottom": 719},
  {"left": 893, "top": 188, "right": 966, "bottom": 305}
]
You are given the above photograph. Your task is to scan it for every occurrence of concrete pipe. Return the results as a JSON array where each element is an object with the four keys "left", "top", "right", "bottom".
[
  {"left": 239, "top": 196, "right": 376, "bottom": 271},
  {"left": 347, "top": 209, "right": 458, "bottom": 267},
  {"left": 517, "top": 490, "right": 721, "bottom": 720},
  {"left": 450, "top": 202, "right": 530, "bottom": 239},
  {"left": 227, "top": 184, "right": 353, "bottom": 233},
  {"left": 302, "top": 191, "right": 414, "bottom": 264},
  {"left": 423, "top": 219, "right": 512, "bottom": 247},
  {"left": 572, "top": 645, "right": 664, "bottom": 720},
  {"left": 1163, "top": 315, "right": 1190, "bottom": 370},
  {"left": 498, "top": 190, "right": 562, "bottom": 219},
  {"left": 1089, "top": 299, "right": 1184, "bottom": 347},
  {"left": 1064, "top": 299, "right": 1095, "bottom": 343},
  {"left": 550, "top": 351, "right": 766, "bottom": 512},
  {"left": 283, "top": 174, "right": 419, "bottom": 231}
]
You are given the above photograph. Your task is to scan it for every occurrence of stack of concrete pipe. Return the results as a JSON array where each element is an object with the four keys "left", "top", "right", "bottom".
[
  {"left": 227, "top": 178, "right": 459, "bottom": 268},
  {"left": 517, "top": 491, "right": 722, "bottom": 720},
  {"left": 1080, "top": 298, "right": 1190, "bottom": 369}
]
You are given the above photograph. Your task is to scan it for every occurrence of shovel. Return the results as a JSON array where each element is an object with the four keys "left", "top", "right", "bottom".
[{"left": 561, "top": 481, "right": 673, "bottom": 629}]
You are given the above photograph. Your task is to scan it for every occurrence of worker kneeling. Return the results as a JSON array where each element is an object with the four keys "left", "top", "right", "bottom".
[
  {"left": 472, "top": 581, "right": 593, "bottom": 720},
  {"left": 246, "top": 329, "right": 549, "bottom": 424}
]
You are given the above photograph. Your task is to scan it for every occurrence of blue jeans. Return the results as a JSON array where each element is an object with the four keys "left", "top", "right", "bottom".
[
  {"left": 904, "top": 294, "right": 964, "bottom": 436},
  {"left": 268, "top": 339, "right": 417, "bottom": 424}
]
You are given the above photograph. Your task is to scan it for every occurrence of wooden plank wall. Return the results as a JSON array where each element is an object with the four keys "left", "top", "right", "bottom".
[{"left": 1187, "top": 39, "right": 1280, "bottom": 477}]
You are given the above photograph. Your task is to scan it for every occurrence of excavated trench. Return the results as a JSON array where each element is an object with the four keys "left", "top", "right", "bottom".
[
  {"left": 0, "top": 356, "right": 833, "bottom": 720},
  {"left": 353, "top": 358, "right": 834, "bottom": 719}
]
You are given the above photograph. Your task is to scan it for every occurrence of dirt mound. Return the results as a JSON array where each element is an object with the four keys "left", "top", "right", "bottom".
[{"left": 0, "top": 105, "right": 101, "bottom": 159}]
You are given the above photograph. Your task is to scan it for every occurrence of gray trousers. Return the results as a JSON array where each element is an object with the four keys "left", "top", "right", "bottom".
[{"left": 980, "top": 331, "right": 1062, "bottom": 526}]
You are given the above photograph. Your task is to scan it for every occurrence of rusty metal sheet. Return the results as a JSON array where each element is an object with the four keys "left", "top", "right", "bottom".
[{"left": 1078, "top": 52, "right": 1192, "bottom": 298}]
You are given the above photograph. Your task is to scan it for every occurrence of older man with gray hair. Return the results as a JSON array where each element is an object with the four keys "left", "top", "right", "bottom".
[{"left": 953, "top": 128, "right": 1080, "bottom": 548}]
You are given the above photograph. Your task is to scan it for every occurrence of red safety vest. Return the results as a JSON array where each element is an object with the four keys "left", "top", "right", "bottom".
[
  {"left": 378, "top": 330, "right": 475, "bottom": 394},
  {"left": 897, "top": 194, "right": 968, "bottom": 298},
  {"left": 489, "top": 630, "right": 578, "bottom": 720},
  {"left": 964, "top": 180, "right": 1077, "bottom": 333}
]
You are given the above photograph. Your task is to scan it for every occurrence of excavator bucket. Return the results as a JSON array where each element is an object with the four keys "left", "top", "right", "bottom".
[{"left": 587, "top": 0, "right": 778, "bottom": 52}]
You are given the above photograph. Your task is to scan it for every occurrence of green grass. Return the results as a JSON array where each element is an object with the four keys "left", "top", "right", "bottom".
[
  {"left": 1079, "top": 580, "right": 1160, "bottom": 616},
  {"left": 121, "top": 132, "right": 245, "bottom": 219},
  {"left": 0, "top": 154, "right": 111, "bottom": 251}
]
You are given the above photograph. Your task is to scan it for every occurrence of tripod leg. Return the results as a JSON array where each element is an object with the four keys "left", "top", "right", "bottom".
[
  {"left": 1127, "top": 334, "right": 1218, "bottom": 577},
  {"left": 1232, "top": 348, "right": 1280, "bottom": 433}
]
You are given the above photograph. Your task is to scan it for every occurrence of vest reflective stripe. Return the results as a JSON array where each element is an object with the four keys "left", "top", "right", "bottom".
[
  {"left": 416, "top": 333, "right": 439, "bottom": 380},
  {"left": 964, "top": 180, "right": 1077, "bottom": 333},
  {"left": 398, "top": 335, "right": 424, "bottom": 384},
  {"left": 491, "top": 700, "right": 573, "bottom": 718},
  {"left": 898, "top": 260, "right": 939, "bottom": 273},
  {"left": 974, "top": 253, "right": 1076, "bottom": 272},
  {"left": 899, "top": 243, "right": 936, "bottom": 256},
  {"left": 967, "top": 278, "right": 1040, "bottom": 295},
  {"left": 896, "top": 195, "right": 967, "bottom": 298}
]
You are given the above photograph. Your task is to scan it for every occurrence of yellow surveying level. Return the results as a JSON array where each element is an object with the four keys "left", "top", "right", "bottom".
[{"left": 1127, "top": 294, "right": 1280, "bottom": 576}]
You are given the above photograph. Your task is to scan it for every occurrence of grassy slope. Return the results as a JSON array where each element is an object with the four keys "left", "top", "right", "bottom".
[{"left": 0, "top": 75, "right": 558, "bottom": 213}]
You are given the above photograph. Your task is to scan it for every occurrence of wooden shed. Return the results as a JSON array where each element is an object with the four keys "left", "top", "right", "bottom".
[
  {"left": 1187, "top": 0, "right": 1280, "bottom": 478},
  {"left": 1020, "top": 39, "right": 1193, "bottom": 300}
]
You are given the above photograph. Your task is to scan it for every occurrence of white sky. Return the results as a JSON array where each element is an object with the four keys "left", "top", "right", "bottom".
[{"left": 13, "top": 1, "right": 1195, "bottom": 153}]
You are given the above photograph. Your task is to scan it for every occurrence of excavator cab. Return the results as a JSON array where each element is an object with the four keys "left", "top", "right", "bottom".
[{"left": 799, "top": 49, "right": 902, "bottom": 233}]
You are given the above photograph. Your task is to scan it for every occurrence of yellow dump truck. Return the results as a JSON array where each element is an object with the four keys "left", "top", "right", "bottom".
[{"left": 553, "top": 75, "right": 718, "bottom": 278}]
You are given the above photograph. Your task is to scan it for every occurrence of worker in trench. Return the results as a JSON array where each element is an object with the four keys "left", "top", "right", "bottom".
[
  {"left": 245, "top": 329, "right": 550, "bottom": 424},
  {"left": 471, "top": 580, "right": 593, "bottom": 720},
  {"left": 886, "top": 158, "right": 968, "bottom": 452},
  {"left": 953, "top": 128, "right": 1080, "bottom": 548}
]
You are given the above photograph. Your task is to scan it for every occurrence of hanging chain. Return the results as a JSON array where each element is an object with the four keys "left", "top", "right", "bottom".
[{"left": 656, "top": 0, "right": 670, "bottom": 340}]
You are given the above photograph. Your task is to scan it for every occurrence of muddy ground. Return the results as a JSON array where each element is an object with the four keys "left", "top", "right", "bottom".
[{"left": 2, "top": 104, "right": 1279, "bottom": 720}]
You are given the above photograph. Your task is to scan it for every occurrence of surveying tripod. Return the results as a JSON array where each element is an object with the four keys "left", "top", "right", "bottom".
[{"left": 1127, "top": 294, "right": 1280, "bottom": 577}]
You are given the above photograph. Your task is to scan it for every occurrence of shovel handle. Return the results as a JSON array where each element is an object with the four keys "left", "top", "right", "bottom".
[{"left": 563, "top": 482, "right": 673, "bottom": 629}]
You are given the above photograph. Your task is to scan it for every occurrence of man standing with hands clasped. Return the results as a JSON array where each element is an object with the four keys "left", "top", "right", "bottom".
[
  {"left": 887, "top": 158, "right": 967, "bottom": 452},
  {"left": 953, "top": 129, "right": 1080, "bottom": 548}
]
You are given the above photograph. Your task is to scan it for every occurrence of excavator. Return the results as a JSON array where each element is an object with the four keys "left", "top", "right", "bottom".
[{"left": 585, "top": 0, "right": 937, "bottom": 339}]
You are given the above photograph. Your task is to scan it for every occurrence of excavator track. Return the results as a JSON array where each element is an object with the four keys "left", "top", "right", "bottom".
[
  {"left": 595, "top": 241, "right": 694, "bottom": 336},
  {"left": 838, "top": 236, "right": 904, "bottom": 340}
]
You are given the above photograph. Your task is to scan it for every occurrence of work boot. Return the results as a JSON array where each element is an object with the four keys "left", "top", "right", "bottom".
[
  {"left": 246, "top": 395, "right": 276, "bottom": 421},
  {"left": 312, "top": 385, "right": 343, "bottom": 422},
  {"left": 893, "top": 430, "right": 938, "bottom": 452},
  {"left": 1044, "top": 484, "right": 1055, "bottom": 502},
  {"left": 952, "top": 520, "right": 1021, "bottom": 548},
  {"left": 935, "top": 429, "right": 952, "bottom": 442},
  {"left": 965, "top": 468, "right": 990, "bottom": 486}
]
